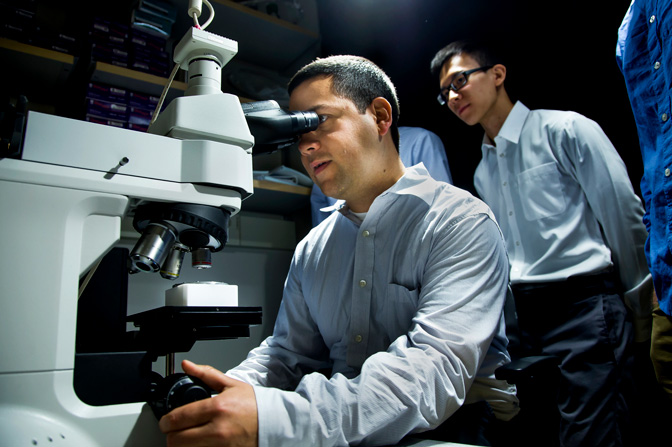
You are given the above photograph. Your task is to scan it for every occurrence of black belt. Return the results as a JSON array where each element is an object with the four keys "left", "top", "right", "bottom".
[{"left": 510, "top": 270, "right": 621, "bottom": 301}]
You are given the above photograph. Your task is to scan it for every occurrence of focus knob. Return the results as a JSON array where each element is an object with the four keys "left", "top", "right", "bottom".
[{"left": 149, "top": 373, "right": 213, "bottom": 419}]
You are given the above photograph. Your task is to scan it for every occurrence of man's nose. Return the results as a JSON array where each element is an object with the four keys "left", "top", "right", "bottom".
[
  {"left": 297, "top": 133, "right": 318, "bottom": 156},
  {"left": 448, "top": 88, "right": 461, "bottom": 102}
]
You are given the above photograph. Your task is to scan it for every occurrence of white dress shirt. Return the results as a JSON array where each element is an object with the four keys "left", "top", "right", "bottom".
[
  {"left": 227, "top": 164, "right": 518, "bottom": 447},
  {"left": 474, "top": 102, "right": 652, "bottom": 338}
]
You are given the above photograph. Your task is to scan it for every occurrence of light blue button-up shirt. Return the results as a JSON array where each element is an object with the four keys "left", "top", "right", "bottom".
[
  {"left": 474, "top": 101, "right": 652, "bottom": 339},
  {"left": 227, "top": 165, "right": 518, "bottom": 447}
]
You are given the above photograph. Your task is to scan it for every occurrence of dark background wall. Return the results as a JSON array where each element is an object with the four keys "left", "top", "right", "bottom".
[{"left": 315, "top": 0, "right": 640, "bottom": 196}]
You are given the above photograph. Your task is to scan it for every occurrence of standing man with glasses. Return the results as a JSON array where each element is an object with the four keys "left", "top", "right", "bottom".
[{"left": 430, "top": 40, "right": 653, "bottom": 446}]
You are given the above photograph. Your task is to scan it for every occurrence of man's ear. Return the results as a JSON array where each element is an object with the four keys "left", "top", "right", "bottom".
[
  {"left": 371, "top": 97, "right": 393, "bottom": 136},
  {"left": 492, "top": 64, "right": 507, "bottom": 87}
]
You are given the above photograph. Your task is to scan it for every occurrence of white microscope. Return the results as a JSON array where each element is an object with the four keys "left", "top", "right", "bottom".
[{"left": 0, "top": 15, "right": 318, "bottom": 447}]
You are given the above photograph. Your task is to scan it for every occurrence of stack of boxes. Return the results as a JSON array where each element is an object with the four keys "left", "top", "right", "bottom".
[
  {"left": 131, "top": 0, "right": 176, "bottom": 38},
  {"left": 0, "top": 0, "right": 36, "bottom": 44},
  {"left": 1, "top": 1, "right": 178, "bottom": 133},
  {"left": 0, "top": 0, "right": 80, "bottom": 56},
  {"left": 85, "top": 82, "right": 159, "bottom": 133},
  {"left": 128, "top": 0, "right": 176, "bottom": 77},
  {"left": 128, "top": 29, "right": 171, "bottom": 78},
  {"left": 128, "top": 90, "right": 159, "bottom": 132},
  {"left": 88, "top": 16, "right": 171, "bottom": 78},
  {"left": 84, "top": 0, "right": 176, "bottom": 132},
  {"left": 89, "top": 17, "right": 130, "bottom": 69}
]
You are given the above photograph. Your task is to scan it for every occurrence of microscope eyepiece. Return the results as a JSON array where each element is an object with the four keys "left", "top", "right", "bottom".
[{"left": 242, "top": 100, "right": 319, "bottom": 154}]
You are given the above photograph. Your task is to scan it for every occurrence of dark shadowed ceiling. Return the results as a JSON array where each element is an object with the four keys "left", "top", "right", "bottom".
[{"left": 314, "top": 0, "right": 640, "bottom": 194}]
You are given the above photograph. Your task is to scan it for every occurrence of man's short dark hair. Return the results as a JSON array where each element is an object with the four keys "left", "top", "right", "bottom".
[
  {"left": 430, "top": 40, "right": 503, "bottom": 79},
  {"left": 288, "top": 55, "right": 400, "bottom": 151}
]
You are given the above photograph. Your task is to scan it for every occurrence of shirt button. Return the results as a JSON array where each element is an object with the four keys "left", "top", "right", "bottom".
[
  {"left": 509, "top": 211, "right": 513, "bottom": 216},
  {"left": 502, "top": 181, "right": 507, "bottom": 186},
  {"left": 359, "top": 280, "right": 367, "bottom": 288},
  {"left": 354, "top": 335, "right": 363, "bottom": 343},
  {"left": 650, "top": 15, "right": 656, "bottom": 23},
  {"left": 362, "top": 230, "right": 370, "bottom": 237},
  {"left": 499, "top": 153, "right": 505, "bottom": 158},
  {"left": 663, "top": 113, "right": 669, "bottom": 122},
  {"left": 654, "top": 61, "right": 661, "bottom": 70},
  {"left": 665, "top": 168, "right": 671, "bottom": 177},
  {"left": 515, "top": 241, "right": 520, "bottom": 246}
]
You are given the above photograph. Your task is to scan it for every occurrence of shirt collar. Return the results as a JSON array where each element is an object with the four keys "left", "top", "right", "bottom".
[
  {"left": 337, "top": 163, "right": 437, "bottom": 222},
  {"left": 482, "top": 101, "right": 530, "bottom": 150},
  {"left": 320, "top": 200, "right": 345, "bottom": 213}
]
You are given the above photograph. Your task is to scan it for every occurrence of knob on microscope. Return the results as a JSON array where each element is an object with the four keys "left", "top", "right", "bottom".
[{"left": 149, "top": 373, "right": 214, "bottom": 420}]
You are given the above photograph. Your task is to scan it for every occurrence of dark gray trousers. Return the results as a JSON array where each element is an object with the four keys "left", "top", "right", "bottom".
[{"left": 513, "top": 274, "right": 634, "bottom": 447}]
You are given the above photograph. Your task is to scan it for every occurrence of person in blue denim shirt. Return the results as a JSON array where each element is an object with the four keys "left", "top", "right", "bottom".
[{"left": 617, "top": 0, "right": 672, "bottom": 399}]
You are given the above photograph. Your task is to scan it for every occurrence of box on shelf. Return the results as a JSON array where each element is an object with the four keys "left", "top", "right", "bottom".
[
  {"left": 86, "top": 97, "right": 129, "bottom": 122},
  {"left": 90, "top": 17, "right": 129, "bottom": 45},
  {"left": 84, "top": 82, "right": 162, "bottom": 133},
  {"left": 0, "top": 4, "right": 79, "bottom": 55},
  {"left": 0, "top": 21, "right": 34, "bottom": 45},
  {"left": 86, "top": 83, "right": 129, "bottom": 104},
  {"left": 31, "top": 26, "right": 81, "bottom": 55},
  {"left": 128, "top": 91, "right": 160, "bottom": 110},
  {"left": 128, "top": 27, "right": 170, "bottom": 77},
  {"left": 127, "top": 122, "right": 149, "bottom": 132},
  {"left": 129, "top": 28, "right": 168, "bottom": 53},
  {"left": 86, "top": 114, "right": 126, "bottom": 129},
  {"left": 130, "top": 0, "right": 176, "bottom": 39},
  {"left": 91, "top": 42, "right": 129, "bottom": 67},
  {"left": 128, "top": 106, "right": 152, "bottom": 126},
  {"left": 88, "top": 17, "right": 130, "bottom": 65}
]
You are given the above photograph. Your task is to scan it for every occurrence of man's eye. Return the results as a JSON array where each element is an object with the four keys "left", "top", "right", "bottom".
[{"left": 318, "top": 115, "right": 328, "bottom": 124}]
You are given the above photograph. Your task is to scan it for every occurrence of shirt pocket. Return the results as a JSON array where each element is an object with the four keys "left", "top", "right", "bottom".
[
  {"left": 517, "top": 162, "right": 567, "bottom": 221},
  {"left": 383, "top": 283, "right": 420, "bottom": 336}
]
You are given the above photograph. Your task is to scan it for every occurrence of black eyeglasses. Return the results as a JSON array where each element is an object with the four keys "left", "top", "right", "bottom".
[{"left": 437, "top": 65, "right": 493, "bottom": 105}]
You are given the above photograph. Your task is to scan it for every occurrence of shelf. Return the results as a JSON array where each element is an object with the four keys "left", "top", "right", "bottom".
[
  {"left": 253, "top": 179, "right": 310, "bottom": 195},
  {"left": 0, "top": 37, "right": 75, "bottom": 103},
  {"left": 0, "top": 38, "right": 74, "bottom": 64},
  {"left": 0, "top": 38, "right": 187, "bottom": 105},
  {"left": 91, "top": 61, "right": 187, "bottom": 102},
  {"left": 170, "top": 0, "right": 320, "bottom": 75},
  {"left": 242, "top": 179, "right": 311, "bottom": 214}
]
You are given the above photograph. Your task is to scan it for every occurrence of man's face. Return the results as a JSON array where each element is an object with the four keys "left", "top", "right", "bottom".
[
  {"left": 289, "top": 76, "right": 386, "bottom": 205},
  {"left": 439, "top": 53, "right": 497, "bottom": 126}
]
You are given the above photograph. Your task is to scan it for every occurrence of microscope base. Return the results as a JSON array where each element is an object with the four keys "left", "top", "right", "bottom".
[{"left": 0, "top": 370, "right": 164, "bottom": 446}]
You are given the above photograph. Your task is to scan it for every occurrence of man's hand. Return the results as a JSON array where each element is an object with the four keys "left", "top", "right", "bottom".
[{"left": 159, "top": 359, "right": 259, "bottom": 447}]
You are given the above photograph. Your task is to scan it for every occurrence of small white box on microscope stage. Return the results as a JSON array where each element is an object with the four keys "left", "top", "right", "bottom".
[{"left": 165, "top": 282, "right": 238, "bottom": 307}]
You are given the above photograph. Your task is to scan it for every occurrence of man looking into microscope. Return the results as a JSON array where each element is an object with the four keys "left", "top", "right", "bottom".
[{"left": 159, "top": 54, "right": 518, "bottom": 446}]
